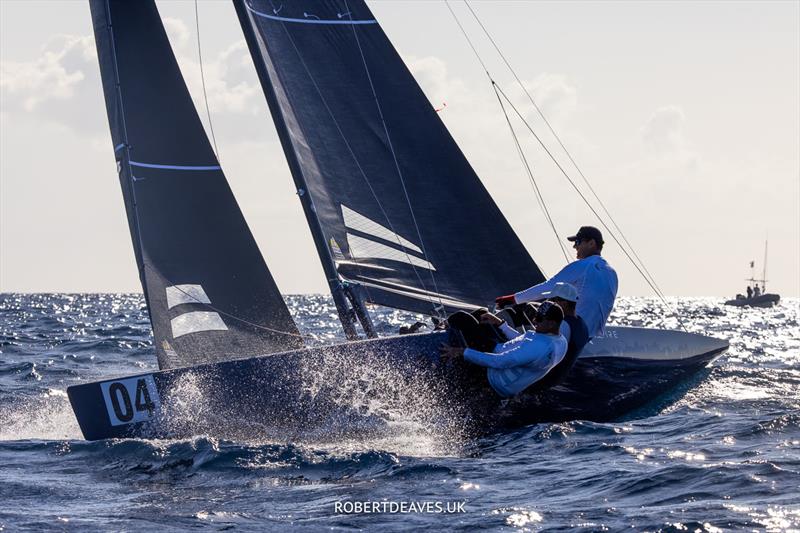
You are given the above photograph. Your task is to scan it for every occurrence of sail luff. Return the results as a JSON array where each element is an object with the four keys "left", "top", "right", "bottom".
[
  {"left": 234, "top": 0, "right": 369, "bottom": 338},
  {"left": 90, "top": 0, "right": 304, "bottom": 368},
  {"left": 94, "top": 0, "right": 155, "bottom": 341},
  {"left": 236, "top": 0, "right": 546, "bottom": 316}
]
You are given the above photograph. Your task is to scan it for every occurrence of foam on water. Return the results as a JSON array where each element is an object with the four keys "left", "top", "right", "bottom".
[
  {"left": 0, "top": 388, "right": 82, "bottom": 441},
  {"left": 1, "top": 293, "right": 798, "bottom": 531}
]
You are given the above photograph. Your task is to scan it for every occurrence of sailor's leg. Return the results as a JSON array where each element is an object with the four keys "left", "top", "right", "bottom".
[{"left": 446, "top": 311, "right": 497, "bottom": 352}]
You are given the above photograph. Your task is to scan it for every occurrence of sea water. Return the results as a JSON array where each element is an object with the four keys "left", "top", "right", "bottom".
[{"left": 0, "top": 294, "right": 798, "bottom": 531}]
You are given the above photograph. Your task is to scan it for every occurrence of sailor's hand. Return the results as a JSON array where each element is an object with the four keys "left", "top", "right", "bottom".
[
  {"left": 479, "top": 312, "right": 503, "bottom": 326},
  {"left": 439, "top": 344, "right": 465, "bottom": 360},
  {"left": 495, "top": 294, "right": 516, "bottom": 308}
]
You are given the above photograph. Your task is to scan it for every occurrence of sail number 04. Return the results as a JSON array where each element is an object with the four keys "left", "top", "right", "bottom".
[{"left": 100, "top": 375, "right": 161, "bottom": 426}]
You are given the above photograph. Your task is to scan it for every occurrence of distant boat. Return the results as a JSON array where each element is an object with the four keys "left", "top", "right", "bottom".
[
  {"left": 67, "top": 0, "right": 728, "bottom": 441},
  {"left": 725, "top": 241, "right": 780, "bottom": 307}
]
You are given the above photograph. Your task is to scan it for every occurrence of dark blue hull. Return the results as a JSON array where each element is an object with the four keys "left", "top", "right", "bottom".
[{"left": 67, "top": 327, "right": 728, "bottom": 441}]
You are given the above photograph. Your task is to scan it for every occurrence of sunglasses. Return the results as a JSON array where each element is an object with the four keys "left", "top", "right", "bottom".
[{"left": 572, "top": 238, "right": 583, "bottom": 246}]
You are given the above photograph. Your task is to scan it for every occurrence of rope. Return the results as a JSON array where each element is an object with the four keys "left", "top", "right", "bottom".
[
  {"left": 494, "top": 85, "right": 689, "bottom": 332},
  {"left": 445, "top": 0, "right": 567, "bottom": 265},
  {"left": 445, "top": 0, "right": 491, "bottom": 80},
  {"left": 463, "top": 0, "right": 666, "bottom": 302},
  {"left": 145, "top": 263, "right": 315, "bottom": 341},
  {"left": 447, "top": 0, "right": 687, "bottom": 332},
  {"left": 104, "top": 0, "right": 149, "bottom": 297},
  {"left": 194, "top": 0, "right": 220, "bottom": 160},
  {"left": 492, "top": 83, "right": 570, "bottom": 263},
  {"left": 343, "top": 0, "right": 445, "bottom": 314},
  {"left": 267, "top": 0, "right": 444, "bottom": 316}
]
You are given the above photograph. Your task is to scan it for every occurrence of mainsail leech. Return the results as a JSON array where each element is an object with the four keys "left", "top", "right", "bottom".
[
  {"left": 235, "top": 0, "right": 546, "bottom": 318},
  {"left": 91, "top": 0, "right": 304, "bottom": 369}
]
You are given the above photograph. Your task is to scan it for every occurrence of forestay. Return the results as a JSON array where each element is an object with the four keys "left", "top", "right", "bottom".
[
  {"left": 90, "top": 0, "right": 303, "bottom": 369},
  {"left": 235, "top": 0, "right": 545, "bottom": 315}
]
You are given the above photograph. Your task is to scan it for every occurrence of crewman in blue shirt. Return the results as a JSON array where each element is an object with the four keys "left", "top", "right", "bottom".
[
  {"left": 440, "top": 302, "right": 567, "bottom": 398},
  {"left": 496, "top": 226, "right": 618, "bottom": 338}
]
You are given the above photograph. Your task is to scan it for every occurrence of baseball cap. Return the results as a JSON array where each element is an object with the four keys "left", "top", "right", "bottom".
[
  {"left": 567, "top": 226, "right": 604, "bottom": 245},
  {"left": 534, "top": 301, "right": 564, "bottom": 323},
  {"left": 540, "top": 282, "right": 579, "bottom": 302}
]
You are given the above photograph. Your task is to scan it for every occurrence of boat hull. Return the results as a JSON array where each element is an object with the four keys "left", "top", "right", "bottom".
[
  {"left": 67, "top": 326, "right": 728, "bottom": 441},
  {"left": 724, "top": 294, "right": 780, "bottom": 307}
]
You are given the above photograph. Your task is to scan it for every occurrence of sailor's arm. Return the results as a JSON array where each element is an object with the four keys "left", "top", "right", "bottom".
[
  {"left": 514, "top": 261, "right": 583, "bottom": 304},
  {"left": 463, "top": 339, "right": 551, "bottom": 369},
  {"left": 477, "top": 312, "right": 522, "bottom": 341},
  {"left": 499, "top": 322, "right": 522, "bottom": 340}
]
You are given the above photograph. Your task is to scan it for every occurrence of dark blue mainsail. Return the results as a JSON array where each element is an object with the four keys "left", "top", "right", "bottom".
[
  {"left": 90, "top": 0, "right": 303, "bottom": 369},
  {"left": 235, "top": 0, "right": 545, "bottom": 316}
]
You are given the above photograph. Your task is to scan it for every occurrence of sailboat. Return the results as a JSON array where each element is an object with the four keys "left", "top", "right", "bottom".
[
  {"left": 67, "top": 0, "right": 728, "bottom": 441},
  {"left": 725, "top": 241, "right": 780, "bottom": 308}
]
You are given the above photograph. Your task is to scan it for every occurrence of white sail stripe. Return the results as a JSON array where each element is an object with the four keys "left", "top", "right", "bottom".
[
  {"left": 170, "top": 311, "right": 228, "bottom": 338},
  {"left": 165, "top": 284, "right": 211, "bottom": 309},
  {"left": 341, "top": 204, "right": 423, "bottom": 253},
  {"left": 129, "top": 161, "right": 221, "bottom": 171},
  {"left": 347, "top": 233, "right": 436, "bottom": 271},
  {"left": 245, "top": 3, "right": 377, "bottom": 25}
]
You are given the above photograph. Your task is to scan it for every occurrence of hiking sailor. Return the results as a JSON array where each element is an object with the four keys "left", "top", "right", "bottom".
[
  {"left": 440, "top": 302, "right": 567, "bottom": 398},
  {"left": 495, "top": 226, "right": 618, "bottom": 339},
  {"left": 519, "top": 282, "right": 589, "bottom": 392},
  {"left": 482, "top": 282, "right": 589, "bottom": 392}
]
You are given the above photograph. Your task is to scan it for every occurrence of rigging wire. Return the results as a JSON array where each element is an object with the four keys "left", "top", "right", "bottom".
[
  {"left": 343, "top": 0, "right": 446, "bottom": 314},
  {"left": 151, "top": 265, "right": 314, "bottom": 341},
  {"left": 462, "top": 0, "right": 670, "bottom": 304},
  {"left": 104, "top": 0, "right": 150, "bottom": 301},
  {"left": 448, "top": 1, "right": 687, "bottom": 331},
  {"left": 444, "top": 0, "right": 567, "bottom": 263},
  {"left": 194, "top": 0, "right": 220, "bottom": 160},
  {"left": 492, "top": 82, "right": 570, "bottom": 263},
  {"left": 266, "top": 0, "right": 444, "bottom": 316},
  {"left": 104, "top": 2, "right": 312, "bottom": 346},
  {"left": 494, "top": 84, "right": 689, "bottom": 332}
]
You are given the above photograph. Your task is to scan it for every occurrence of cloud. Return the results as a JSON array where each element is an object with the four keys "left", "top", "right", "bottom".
[
  {"left": 407, "top": 55, "right": 456, "bottom": 107},
  {"left": 641, "top": 105, "right": 686, "bottom": 152},
  {"left": 162, "top": 17, "right": 190, "bottom": 49},
  {"left": 0, "top": 26, "right": 266, "bottom": 142},
  {"left": 514, "top": 72, "right": 578, "bottom": 125},
  {"left": 0, "top": 34, "right": 95, "bottom": 111},
  {"left": 638, "top": 105, "right": 698, "bottom": 174},
  {"left": 196, "top": 40, "right": 262, "bottom": 115}
]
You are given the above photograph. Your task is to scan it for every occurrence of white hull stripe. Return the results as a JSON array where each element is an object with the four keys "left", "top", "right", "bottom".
[{"left": 170, "top": 311, "right": 228, "bottom": 338}]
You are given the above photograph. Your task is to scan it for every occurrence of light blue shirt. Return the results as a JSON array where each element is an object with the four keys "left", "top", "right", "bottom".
[
  {"left": 515, "top": 254, "right": 618, "bottom": 338},
  {"left": 464, "top": 331, "right": 567, "bottom": 398}
]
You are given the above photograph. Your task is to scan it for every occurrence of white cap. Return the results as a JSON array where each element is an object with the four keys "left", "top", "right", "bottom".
[{"left": 540, "top": 282, "right": 579, "bottom": 302}]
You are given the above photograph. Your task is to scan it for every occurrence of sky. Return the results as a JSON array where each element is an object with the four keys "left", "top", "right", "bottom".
[{"left": 1, "top": 0, "right": 798, "bottom": 297}]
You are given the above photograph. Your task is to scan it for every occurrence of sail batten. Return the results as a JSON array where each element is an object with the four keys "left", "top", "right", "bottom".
[
  {"left": 91, "top": 0, "right": 304, "bottom": 369},
  {"left": 237, "top": 0, "right": 545, "bottom": 316}
]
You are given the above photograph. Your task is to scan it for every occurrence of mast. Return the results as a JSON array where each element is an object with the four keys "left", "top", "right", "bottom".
[
  {"left": 233, "top": 0, "right": 374, "bottom": 339},
  {"left": 232, "top": 0, "right": 544, "bottom": 319},
  {"left": 90, "top": 0, "right": 304, "bottom": 368},
  {"left": 763, "top": 239, "right": 768, "bottom": 292}
]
